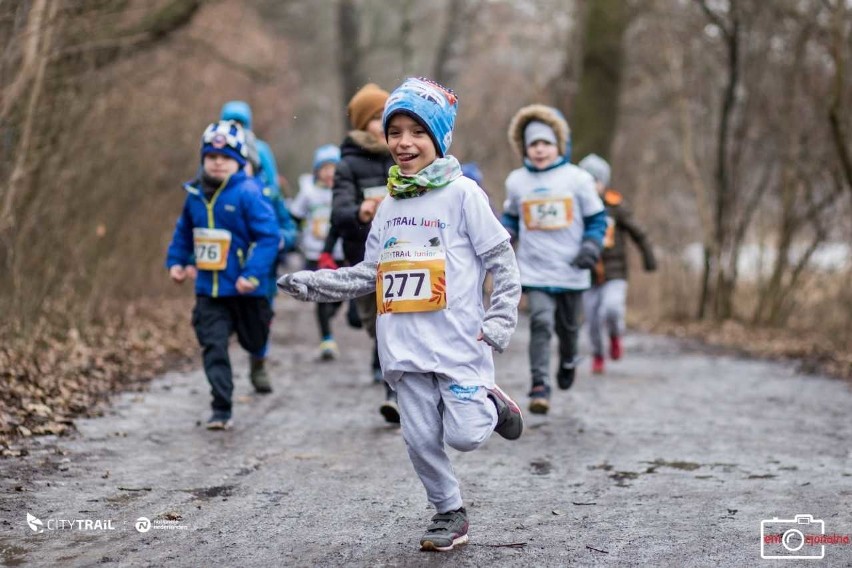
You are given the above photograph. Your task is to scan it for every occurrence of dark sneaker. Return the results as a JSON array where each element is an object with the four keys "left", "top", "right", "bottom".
[
  {"left": 380, "top": 389, "right": 400, "bottom": 423},
  {"left": 206, "top": 412, "right": 232, "bottom": 431},
  {"left": 556, "top": 365, "right": 575, "bottom": 390},
  {"left": 420, "top": 508, "right": 469, "bottom": 551},
  {"left": 528, "top": 384, "right": 551, "bottom": 415},
  {"left": 486, "top": 385, "right": 524, "bottom": 440},
  {"left": 250, "top": 358, "right": 273, "bottom": 394},
  {"left": 319, "top": 339, "right": 339, "bottom": 361}
]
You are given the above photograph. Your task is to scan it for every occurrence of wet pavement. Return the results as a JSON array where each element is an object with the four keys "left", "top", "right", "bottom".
[{"left": 2, "top": 299, "right": 851, "bottom": 567}]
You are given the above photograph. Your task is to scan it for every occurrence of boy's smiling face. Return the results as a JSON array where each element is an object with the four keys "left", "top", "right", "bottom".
[
  {"left": 526, "top": 140, "right": 559, "bottom": 170},
  {"left": 387, "top": 113, "right": 437, "bottom": 175}
]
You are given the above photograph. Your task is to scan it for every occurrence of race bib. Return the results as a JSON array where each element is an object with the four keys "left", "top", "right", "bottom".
[
  {"left": 521, "top": 196, "right": 573, "bottom": 230},
  {"left": 363, "top": 184, "right": 388, "bottom": 201},
  {"left": 376, "top": 245, "right": 446, "bottom": 314},
  {"left": 193, "top": 228, "right": 231, "bottom": 271},
  {"left": 311, "top": 217, "right": 330, "bottom": 239},
  {"left": 310, "top": 204, "right": 331, "bottom": 239},
  {"left": 603, "top": 216, "right": 616, "bottom": 248}
]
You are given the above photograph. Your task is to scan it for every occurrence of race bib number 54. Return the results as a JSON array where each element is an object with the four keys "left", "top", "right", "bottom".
[
  {"left": 193, "top": 228, "right": 232, "bottom": 271},
  {"left": 521, "top": 196, "right": 573, "bottom": 230},
  {"left": 377, "top": 245, "right": 446, "bottom": 314}
]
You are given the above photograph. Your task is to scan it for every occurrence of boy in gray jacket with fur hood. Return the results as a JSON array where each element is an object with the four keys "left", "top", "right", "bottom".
[{"left": 502, "top": 105, "right": 607, "bottom": 415}]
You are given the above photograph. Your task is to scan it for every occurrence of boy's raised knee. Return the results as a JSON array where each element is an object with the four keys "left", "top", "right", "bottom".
[{"left": 444, "top": 429, "right": 489, "bottom": 453}]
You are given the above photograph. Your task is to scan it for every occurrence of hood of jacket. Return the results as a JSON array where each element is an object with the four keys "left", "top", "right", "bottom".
[
  {"left": 341, "top": 130, "right": 392, "bottom": 157},
  {"left": 507, "top": 104, "right": 570, "bottom": 160}
]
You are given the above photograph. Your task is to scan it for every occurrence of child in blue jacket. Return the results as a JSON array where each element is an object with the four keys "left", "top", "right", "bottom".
[
  {"left": 166, "top": 120, "right": 280, "bottom": 429},
  {"left": 220, "top": 101, "right": 298, "bottom": 390}
]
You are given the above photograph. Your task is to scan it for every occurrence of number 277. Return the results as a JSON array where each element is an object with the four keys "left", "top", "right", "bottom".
[{"left": 383, "top": 272, "right": 425, "bottom": 298}]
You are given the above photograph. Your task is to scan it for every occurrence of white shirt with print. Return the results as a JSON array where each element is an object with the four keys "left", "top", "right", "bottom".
[
  {"left": 503, "top": 163, "right": 604, "bottom": 289},
  {"left": 364, "top": 176, "right": 510, "bottom": 388},
  {"left": 290, "top": 178, "right": 344, "bottom": 261}
]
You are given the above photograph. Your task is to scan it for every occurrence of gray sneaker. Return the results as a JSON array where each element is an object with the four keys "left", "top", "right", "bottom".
[
  {"left": 250, "top": 357, "right": 272, "bottom": 394},
  {"left": 420, "top": 508, "right": 469, "bottom": 551},
  {"left": 486, "top": 385, "right": 524, "bottom": 440}
]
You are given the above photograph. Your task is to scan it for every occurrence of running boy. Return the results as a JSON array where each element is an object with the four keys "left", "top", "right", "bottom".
[
  {"left": 578, "top": 154, "right": 656, "bottom": 374},
  {"left": 279, "top": 78, "right": 524, "bottom": 551},
  {"left": 290, "top": 144, "right": 345, "bottom": 360},
  {"left": 166, "top": 120, "right": 280, "bottom": 430},
  {"left": 502, "top": 105, "right": 607, "bottom": 415},
  {"left": 220, "top": 101, "right": 297, "bottom": 392}
]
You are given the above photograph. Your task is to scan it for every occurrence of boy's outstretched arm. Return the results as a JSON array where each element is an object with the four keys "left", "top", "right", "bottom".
[
  {"left": 278, "top": 261, "right": 377, "bottom": 303},
  {"left": 479, "top": 239, "right": 521, "bottom": 353}
]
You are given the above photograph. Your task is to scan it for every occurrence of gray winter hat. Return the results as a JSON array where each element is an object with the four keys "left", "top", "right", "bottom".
[
  {"left": 524, "top": 120, "right": 558, "bottom": 148},
  {"left": 579, "top": 153, "right": 611, "bottom": 187}
]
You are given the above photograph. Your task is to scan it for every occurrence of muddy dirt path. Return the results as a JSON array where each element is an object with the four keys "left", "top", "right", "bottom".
[{"left": 2, "top": 299, "right": 851, "bottom": 567}]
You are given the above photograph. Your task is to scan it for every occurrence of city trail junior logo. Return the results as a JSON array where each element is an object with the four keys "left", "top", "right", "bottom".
[{"left": 26, "top": 513, "right": 43, "bottom": 533}]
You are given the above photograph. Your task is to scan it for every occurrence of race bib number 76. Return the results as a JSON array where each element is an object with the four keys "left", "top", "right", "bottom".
[{"left": 193, "top": 228, "right": 232, "bottom": 271}]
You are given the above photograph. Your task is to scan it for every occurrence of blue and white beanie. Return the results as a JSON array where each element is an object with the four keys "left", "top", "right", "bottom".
[
  {"left": 382, "top": 77, "right": 458, "bottom": 157},
  {"left": 201, "top": 120, "right": 248, "bottom": 167},
  {"left": 578, "top": 153, "right": 611, "bottom": 187},
  {"left": 313, "top": 144, "right": 341, "bottom": 171}
]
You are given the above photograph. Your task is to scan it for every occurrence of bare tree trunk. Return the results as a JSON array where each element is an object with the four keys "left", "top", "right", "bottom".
[
  {"left": 0, "top": 0, "right": 57, "bottom": 231},
  {"left": 570, "top": 0, "right": 629, "bottom": 159},
  {"left": 828, "top": 0, "right": 852, "bottom": 192},
  {"left": 695, "top": 0, "right": 741, "bottom": 320},
  {"left": 549, "top": 0, "right": 588, "bottom": 115},
  {"left": 337, "top": 0, "right": 363, "bottom": 127},
  {"left": 432, "top": 0, "right": 478, "bottom": 87}
]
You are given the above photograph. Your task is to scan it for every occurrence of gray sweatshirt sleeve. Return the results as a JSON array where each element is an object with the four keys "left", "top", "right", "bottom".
[
  {"left": 277, "top": 261, "right": 377, "bottom": 302},
  {"left": 479, "top": 239, "right": 521, "bottom": 352}
]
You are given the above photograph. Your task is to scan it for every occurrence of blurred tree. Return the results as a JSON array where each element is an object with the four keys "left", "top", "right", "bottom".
[
  {"left": 570, "top": 0, "right": 629, "bottom": 160},
  {"left": 828, "top": 0, "right": 852, "bottom": 193},
  {"left": 338, "top": 0, "right": 365, "bottom": 128}
]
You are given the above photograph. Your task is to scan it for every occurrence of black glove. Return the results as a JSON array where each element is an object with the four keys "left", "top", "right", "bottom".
[
  {"left": 644, "top": 257, "right": 657, "bottom": 272},
  {"left": 571, "top": 239, "right": 601, "bottom": 270}
]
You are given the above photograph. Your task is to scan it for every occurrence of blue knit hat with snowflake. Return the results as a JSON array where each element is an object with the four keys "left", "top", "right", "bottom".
[
  {"left": 201, "top": 120, "right": 248, "bottom": 168},
  {"left": 382, "top": 77, "right": 458, "bottom": 157}
]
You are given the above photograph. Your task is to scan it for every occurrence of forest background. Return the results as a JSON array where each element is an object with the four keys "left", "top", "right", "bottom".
[{"left": 1, "top": 0, "right": 850, "bottom": 443}]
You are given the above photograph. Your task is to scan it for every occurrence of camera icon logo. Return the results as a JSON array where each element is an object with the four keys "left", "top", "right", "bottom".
[{"left": 760, "top": 514, "right": 825, "bottom": 560}]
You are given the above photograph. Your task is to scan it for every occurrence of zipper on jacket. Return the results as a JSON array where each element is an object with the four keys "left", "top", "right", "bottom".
[{"left": 203, "top": 175, "right": 229, "bottom": 298}]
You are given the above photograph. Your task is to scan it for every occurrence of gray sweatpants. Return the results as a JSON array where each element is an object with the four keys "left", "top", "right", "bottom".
[
  {"left": 527, "top": 289, "right": 582, "bottom": 388},
  {"left": 396, "top": 372, "right": 497, "bottom": 513},
  {"left": 582, "top": 279, "right": 628, "bottom": 356}
]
